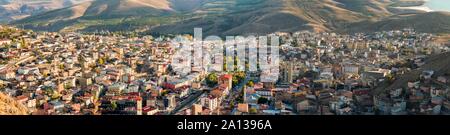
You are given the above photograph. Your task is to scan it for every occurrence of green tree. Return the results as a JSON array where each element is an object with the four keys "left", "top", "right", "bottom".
[
  {"left": 247, "top": 80, "right": 254, "bottom": 87},
  {"left": 78, "top": 55, "right": 85, "bottom": 63},
  {"left": 161, "top": 91, "right": 170, "bottom": 96},
  {"left": 249, "top": 108, "right": 257, "bottom": 114},
  {"left": 19, "top": 38, "right": 27, "bottom": 49},
  {"left": 232, "top": 71, "right": 246, "bottom": 87},
  {"left": 111, "top": 102, "right": 117, "bottom": 110},
  {"left": 223, "top": 63, "right": 227, "bottom": 72},
  {"left": 98, "top": 58, "right": 105, "bottom": 65},
  {"left": 292, "top": 38, "right": 299, "bottom": 47},
  {"left": 230, "top": 101, "right": 235, "bottom": 109},
  {"left": 386, "top": 74, "right": 395, "bottom": 83},
  {"left": 43, "top": 86, "right": 54, "bottom": 96},
  {"left": 51, "top": 92, "right": 61, "bottom": 100},
  {"left": 4, "top": 44, "right": 11, "bottom": 50},
  {"left": 59, "top": 64, "right": 65, "bottom": 70},
  {"left": 234, "top": 56, "right": 240, "bottom": 71},
  {"left": 232, "top": 76, "right": 239, "bottom": 87},
  {"left": 206, "top": 73, "right": 218, "bottom": 87}
]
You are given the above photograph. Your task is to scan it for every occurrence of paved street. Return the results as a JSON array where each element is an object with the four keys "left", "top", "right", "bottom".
[
  {"left": 169, "top": 90, "right": 206, "bottom": 115},
  {"left": 222, "top": 75, "right": 250, "bottom": 108}
]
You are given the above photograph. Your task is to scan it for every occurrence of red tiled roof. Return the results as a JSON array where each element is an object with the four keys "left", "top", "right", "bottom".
[
  {"left": 127, "top": 92, "right": 140, "bottom": 96},
  {"left": 220, "top": 74, "right": 232, "bottom": 80},
  {"left": 219, "top": 84, "right": 228, "bottom": 90},
  {"left": 16, "top": 95, "right": 29, "bottom": 101},
  {"left": 142, "top": 106, "right": 157, "bottom": 112}
]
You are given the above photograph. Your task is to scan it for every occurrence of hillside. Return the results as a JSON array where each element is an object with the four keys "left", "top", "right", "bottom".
[
  {"left": 373, "top": 51, "right": 450, "bottom": 95},
  {"left": 153, "top": 0, "right": 376, "bottom": 35},
  {"left": 0, "top": 93, "right": 29, "bottom": 115},
  {"left": 12, "top": 0, "right": 181, "bottom": 32},
  {"left": 345, "top": 12, "right": 450, "bottom": 34},
  {"left": 9, "top": 0, "right": 450, "bottom": 35},
  {"left": 0, "top": 0, "right": 90, "bottom": 23}
]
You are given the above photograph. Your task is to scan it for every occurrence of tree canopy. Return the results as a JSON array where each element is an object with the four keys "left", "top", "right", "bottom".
[{"left": 206, "top": 73, "right": 218, "bottom": 87}]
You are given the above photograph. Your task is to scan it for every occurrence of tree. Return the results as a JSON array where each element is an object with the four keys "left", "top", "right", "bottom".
[
  {"left": 4, "top": 44, "right": 11, "bottom": 50},
  {"left": 232, "top": 76, "right": 239, "bottom": 87},
  {"left": 235, "top": 71, "right": 245, "bottom": 79},
  {"left": 42, "top": 86, "right": 51, "bottom": 94},
  {"left": 230, "top": 101, "right": 235, "bottom": 109},
  {"left": 206, "top": 73, "right": 218, "bottom": 87},
  {"left": 111, "top": 102, "right": 117, "bottom": 110},
  {"left": 19, "top": 38, "right": 27, "bottom": 49},
  {"left": 247, "top": 80, "right": 254, "bottom": 87},
  {"left": 234, "top": 56, "right": 240, "bottom": 71},
  {"left": 223, "top": 62, "right": 228, "bottom": 72},
  {"left": 98, "top": 58, "right": 105, "bottom": 65},
  {"left": 51, "top": 92, "right": 61, "bottom": 100},
  {"left": 257, "top": 97, "right": 269, "bottom": 104},
  {"left": 291, "top": 38, "right": 299, "bottom": 47},
  {"left": 64, "top": 84, "right": 71, "bottom": 89},
  {"left": 167, "top": 65, "right": 174, "bottom": 73},
  {"left": 386, "top": 74, "right": 395, "bottom": 83},
  {"left": 59, "top": 64, "right": 65, "bottom": 70},
  {"left": 78, "top": 54, "right": 85, "bottom": 64},
  {"left": 236, "top": 88, "right": 246, "bottom": 103},
  {"left": 232, "top": 71, "right": 246, "bottom": 87},
  {"left": 249, "top": 108, "right": 257, "bottom": 114}
]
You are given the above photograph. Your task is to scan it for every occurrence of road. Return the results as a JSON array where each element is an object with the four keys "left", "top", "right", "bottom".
[
  {"left": 169, "top": 90, "right": 206, "bottom": 115},
  {"left": 2, "top": 55, "right": 35, "bottom": 70},
  {"left": 170, "top": 74, "right": 250, "bottom": 115},
  {"left": 222, "top": 75, "right": 250, "bottom": 108}
]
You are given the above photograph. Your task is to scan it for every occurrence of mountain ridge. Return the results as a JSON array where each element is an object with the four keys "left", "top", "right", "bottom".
[
  {"left": 0, "top": 0, "right": 91, "bottom": 23},
  {"left": 9, "top": 0, "right": 450, "bottom": 35}
]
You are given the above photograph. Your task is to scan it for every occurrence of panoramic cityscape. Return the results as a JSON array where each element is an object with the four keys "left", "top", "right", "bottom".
[{"left": 0, "top": 0, "right": 449, "bottom": 116}]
